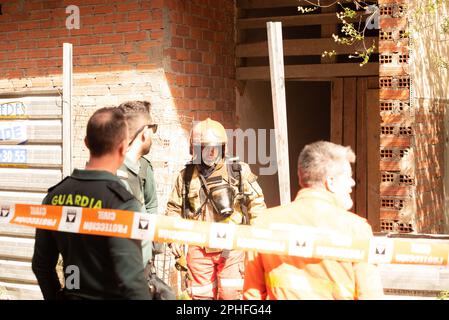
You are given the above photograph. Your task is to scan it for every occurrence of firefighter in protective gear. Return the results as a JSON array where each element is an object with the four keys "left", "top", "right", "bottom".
[{"left": 166, "top": 118, "right": 266, "bottom": 300}]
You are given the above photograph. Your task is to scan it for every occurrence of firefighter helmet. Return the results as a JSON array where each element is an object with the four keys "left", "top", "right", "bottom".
[{"left": 190, "top": 118, "right": 227, "bottom": 147}]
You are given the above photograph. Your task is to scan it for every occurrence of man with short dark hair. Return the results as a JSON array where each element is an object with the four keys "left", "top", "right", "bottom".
[
  {"left": 116, "top": 101, "right": 161, "bottom": 265},
  {"left": 32, "top": 107, "right": 151, "bottom": 300},
  {"left": 243, "top": 141, "right": 384, "bottom": 300}
]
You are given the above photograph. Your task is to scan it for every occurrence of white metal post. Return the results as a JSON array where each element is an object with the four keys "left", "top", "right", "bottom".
[{"left": 63, "top": 43, "right": 73, "bottom": 178}]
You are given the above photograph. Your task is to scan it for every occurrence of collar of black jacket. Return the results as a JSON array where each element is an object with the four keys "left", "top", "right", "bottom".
[{"left": 71, "top": 168, "right": 122, "bottom": 183}]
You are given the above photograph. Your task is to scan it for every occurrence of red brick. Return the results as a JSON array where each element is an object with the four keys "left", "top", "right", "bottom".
[
  {"left": 190, "top": 76, "right": 202, "bottom": 87},
  {"left": 171, "top": 60, "right": 184, "bottom": 72},
  {"left": 152, "top": 9, "right": 163, "bottom": 20},
  {"left": 93, "top": 5, "right": 115, "bottom": 14},
  {"left": 116, "top": 22, "right": 140, "bottom": 33},
  {"left": 176, "top": 25, "right": 190, "bottom": 37},
  {"left": 203, "top": 52, "right": 215, "bottom": 65},
  {"left": 140, "top": 21, "right": 164, "bottom": 30},
  {"left": 99, "top": 55, "right": 122, "bottom": 64},
  {"left": 190, "top": 51, "right": 202, "bottom": 62},
  {"left": 125, "top": 32, "right": 148, "bottom": 42},
  {"left": 79, "top": 36, "right": 101, "bottom": 45},
  {"left": 136, "top": 63, "right": 158, "bottom": 71},
  {"left": 198, "top": 64, "right": 210, "bottom": 76},
  {"left": 38, "top": 39, "right": 60, "bottom": 48},
  {"left": 198, "top": 40, "right": 209, "bottom": 51},
  {"left": 29, "top": 30, "right": 51, "bottom": 39},
  {"left": 128, "top": 11, "right": 152, "bottom": 21},
  {"left": 28, "top": 50, "right": 49, "bottom": 59},
  {"left": 116, "top": 2, "right": 141, "bottom": 11},
  {"left": 185, "top": 63, "right": 198, "bottom": 74},
  {"left": 171, "top": 37, "right": 184, "bottom": 48},
  {"left": 176, "top": 75, "right": 189, "bottom": 86},
  {"left": 184, "top": 87, "right": 196, "bottom": 99},
  {"left": 90, "top": 45, "right": 114, "bottom": 55},
  {"left": 127, "top": 53, "right": 150, "bottom": 63},
  {"left": 76, "top": 56, "right": 99, "bottom": 66},
  {"left": 114, "top": 43, "right": 134, "bottom": 53},
  {"left": 150, "top": 30, "right": 163, "bottom": 40},
  {"left": 103, "top": 13, "right": 128, "bottom": 24},
  {"left": 102, "top": 34, "right": 124, "bottom": 44},
  {"left": 185, "top": 39, "right": 197, "bottom": 50},
  {"left": 93, "top": 24, "right": 114, "bottom": 34},
  {"left": 176, "top": 49, "right": 189, "bottom": 61}
]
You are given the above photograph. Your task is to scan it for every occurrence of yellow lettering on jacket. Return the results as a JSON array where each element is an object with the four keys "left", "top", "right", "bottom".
[{"left": 49, "top": 194, "right": 103, "bottom": 209}]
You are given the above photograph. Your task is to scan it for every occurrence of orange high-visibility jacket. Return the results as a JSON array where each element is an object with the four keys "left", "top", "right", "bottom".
[{"left": 243, "top": 188, "right": 384, "bottom": 300}]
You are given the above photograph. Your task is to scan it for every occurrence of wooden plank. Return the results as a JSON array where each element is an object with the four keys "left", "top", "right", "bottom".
[
  {"left": 356, "top": 78, "right": 368, "bottom": 219},
  {"left": 331, "top": 78, "right": 343, "bottom": 144},
  {"left": 267, "top": 22, "right": 291, "bottom": 205},
  {"left": 366, "top": 89, "right": 380, "bottom": 231},
  {"left": 238, "top": 13, "right": 369, "bottom": 29},
  {"left": 236, "top": 37, "right": 379, "bottom": 57},
  {"left": 0, "top": 191, "right": 45, "bottom": 205},
  {"left": 237, "top": 0, "right": 335, "bottom": 9},
  {"left": 0, "top": 224, "right": 36, "bottom": 238},
  {"left": 0, "top": 168, "right": 62, "bottom": 191},
  {"left": 237, "top": 63, "right": 379, "bottom": 80},
  {"left": 0, "top": 236, "right": 34, "bottom": 261},
  {"left": 63, "top": 43, "right": 73, "bottom": 178},
  {"left": 238, "top": 0, "right": 343, "bottom": 9},
  {"left": 0, "top": 260, "right": 37, "bottom": 284},
  {"left": 367, "top": 76, "right": 380, "bottom": 89},
  {"left": 0, "top": 281, "right": 42, "bottom": 300},
  {"left": 343, "top": 78, "right": 357, "bottom": 209},
  {"left": 24, "top": 120, "right": 62, "bottom": 142},
  {"left": 321, "top": 6, "right": 337, "bottom": 64},
  {"left": 343, "top": 78, "right": 357, "bottom": 150}
]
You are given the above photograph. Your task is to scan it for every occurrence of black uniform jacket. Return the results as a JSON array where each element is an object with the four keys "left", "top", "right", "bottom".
[{"left": 31, "top": 169, "right": 151, "bottom": 300}]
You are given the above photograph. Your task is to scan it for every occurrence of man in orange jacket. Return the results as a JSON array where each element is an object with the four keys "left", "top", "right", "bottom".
[{"left": 243, "top": 141, "right": 384, "bottom": 300}]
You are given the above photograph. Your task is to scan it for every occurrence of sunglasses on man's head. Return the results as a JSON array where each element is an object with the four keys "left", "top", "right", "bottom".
[{"left": 129, "top": 123, "right": 158, "bottom": 145}]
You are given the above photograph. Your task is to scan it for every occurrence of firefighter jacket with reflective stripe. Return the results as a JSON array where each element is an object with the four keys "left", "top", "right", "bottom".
[{"left": 243, "top": 188, "right": 385, "bottom": 300}]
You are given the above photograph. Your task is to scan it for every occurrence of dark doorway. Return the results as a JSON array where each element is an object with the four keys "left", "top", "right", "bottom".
[{"left": 237, "top": 81, "right": 331, "bottom": 207}]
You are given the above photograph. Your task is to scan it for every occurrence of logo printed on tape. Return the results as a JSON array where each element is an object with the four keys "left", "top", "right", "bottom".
[
  {"left": 209, "top": 223, "right": 235, "bottom": 250},
  {"left": 368, "top": 238, "right": 394, "bottom": 264},
  {"left": 138, "top": 217, "right": 149, "bottom": 230},
  {"left": 131, "top": 212, "right": 156, "bottom": 240},
  {"left": 66, "top": 209, "right": 77, "bottom": 223},
  {"left": 58, "top": 207, "right": 82, "bottom": 233},
  {"left": 1, "top": 205, "right": 10, "bottom": 217},
  {"left": 0, "top": 204, "right": 15, "bottom": 224},
  {"left": 288, "top": 231, "right": 314, "bottom": 258}
]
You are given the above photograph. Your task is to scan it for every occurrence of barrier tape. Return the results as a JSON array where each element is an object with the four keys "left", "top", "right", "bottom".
[{"left": 1, "top": 203, "right": 449, "bottom": 267}]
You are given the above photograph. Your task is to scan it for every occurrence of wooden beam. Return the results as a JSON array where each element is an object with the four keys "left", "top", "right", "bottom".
[
  {"left": 236, "top": 63, "right": 379, "bottom": 80},
  {"left": 366, "top": 89, "right": 380, "bottom": 232},
  {"left": 356, "top": 78, "right": 368, "bottom": 219},
  {"left": 267, "top": 22, "right": 291, "bottom": 205},
  {"left": 238, "top": 12, "right": 369, "bottom": 29},
  {"left": 63, "top": 43, "right": 73, "bottom": 179},
  {"left": 238, "top": 0, "right": 337, "bottom": 9},
  {"left": 236, "top": 37, "right": 379, "bottom": 57},
  {"left": 331, "top": 78, "right": 343, "bottom": 144},
  {"left": 343, "top": 78, "right": 357, "bottom": 208}
]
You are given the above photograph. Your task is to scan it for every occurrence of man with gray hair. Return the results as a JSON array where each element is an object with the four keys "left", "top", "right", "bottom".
[{"left": 243, "top": 141, "right": 384, "bottom": 300}]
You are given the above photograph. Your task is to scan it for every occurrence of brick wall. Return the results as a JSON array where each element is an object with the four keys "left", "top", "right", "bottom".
[
  {"left": 379, "top": 0, "right": 448, "bottom": 233},
  {"left": 163, "top": 0, "right": 236, "bottom": 129},
  {"left": 0, "top": 0, "right": 236, "bottom": 169}
]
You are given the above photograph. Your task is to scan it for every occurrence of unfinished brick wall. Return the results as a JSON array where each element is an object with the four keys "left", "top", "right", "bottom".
[
  {"left": 163, "top": 0, "right": 236, "bottom": 129},
  {"left": 0, "top": 0, "right": 236, "bottom": 169},
  {"left": 379, "top": 0, "right": 448, "bottom": 233}
]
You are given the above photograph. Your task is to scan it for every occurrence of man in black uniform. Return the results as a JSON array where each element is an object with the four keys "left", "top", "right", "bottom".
[{"left": 32, "top": 107, "right": 151, "bottom": 300}]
